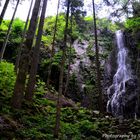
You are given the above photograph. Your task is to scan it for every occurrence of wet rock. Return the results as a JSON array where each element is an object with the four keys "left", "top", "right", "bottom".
[
  {"left": 104, "top": 45, "right": 118, "bottom": 89},
  {"left": 105, "top": 31, "right": 139, "bottom": 118},
  {"left": 125, "top": 78, "right": 137, "bottom": 90}
]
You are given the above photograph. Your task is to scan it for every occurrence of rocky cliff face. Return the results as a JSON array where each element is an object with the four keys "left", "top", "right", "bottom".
[
  {"left": 125, "top": 31, "right": 140, "bottom": 118},
  {"left": 67, "top": 39, "right": 94, "bottom": 108},
  {"left": 67, "top": 30, "right": 113, "bottom": 109}
]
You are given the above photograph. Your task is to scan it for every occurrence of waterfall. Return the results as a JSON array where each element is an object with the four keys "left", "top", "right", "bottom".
[{"left": 107, "top": 30, "right": 136, "bottom": 117}]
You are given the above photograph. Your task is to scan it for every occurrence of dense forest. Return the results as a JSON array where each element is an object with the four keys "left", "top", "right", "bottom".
[{"left": 0, "top": 0, "right": 140, "bottom": 139}]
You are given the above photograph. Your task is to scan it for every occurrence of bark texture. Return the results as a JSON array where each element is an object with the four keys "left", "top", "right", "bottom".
[
  {"left": 0, "top": 0, "right": 10, "bottom": 25},
  {"left": 25, "top": 0, "right": 48, "bottom": 101},
  {"left": 47, "top": 0, "right": 61, "bottom": 85},
  {"left": 54, "top": 0, "right": 70, "bottom": 138},
  {"left": 11, "top": 0, "right": 41, "bottom": 109},
  {"left": 15, "top": 0, "right": 34, "bottom": 73},
  {"left": 92, "top": 0, "right": 104, "bottom": 113},
  {"left": 0, "top": 0, "right": 20, "bottom": 61}
]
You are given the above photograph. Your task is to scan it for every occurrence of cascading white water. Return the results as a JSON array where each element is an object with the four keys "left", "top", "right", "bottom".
[{"left": 107, "top": 30, "right": 133, "bottom": 117}]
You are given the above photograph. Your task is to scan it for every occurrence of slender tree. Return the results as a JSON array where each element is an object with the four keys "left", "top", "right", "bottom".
[
  {"left": 47, "top": 0, "right": 61, "bottom": 85},
  {"left": 0, "top": 0, "right": 10, "bottom": 25},
  {"left": 64, "top": 10, "right": 73, "bottom": 95},
  {"left": 54, "top": 0, "right": 70, "bottom": 138},
  {"left": 11, "top": 0, "right": 41, "bottom": 109},
  {"left": 0, "top": 0, "right": 20, "bottom": 61},
  {"left": 70, "top": 0, "right": 85, "bottom": 32},
  {"left": 25, "top": 0, "right": 48, "bottom": 101},
  {"left": 64, "top": 0, "right": 85, "bottom": 95},
  {"left": 92, "top": 0, "right": 104, "bottom": 113},
  {"left": 15, "top": 0, "right": 34, "bottom": 73}
]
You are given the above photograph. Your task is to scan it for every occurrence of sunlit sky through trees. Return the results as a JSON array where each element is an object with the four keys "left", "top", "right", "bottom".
[
  {"left": 0, "top": 0, "right": 111, "bottom": 20},
  {"left": 0, "top": 0, "right": 113, "bottom": 21}
]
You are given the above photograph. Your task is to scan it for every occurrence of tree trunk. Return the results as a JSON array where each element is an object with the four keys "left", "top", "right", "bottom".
[
  {"left": 64, "top": 12, "right": 73, "bottom": 95},
  {"left": 47, "top": 0, "right": 61, "bottom": 85},
  {"left": 136, "top": 49, "right": 140, "bottom": 116},
  {"left": 15, "top": 0, "right": 34, "bottom": 73},
  {"left": 25, "top": 0, "right": 48, "bottom": 101},
  {"left": 0, "top": 0, "right": 20, "bottom": 61},
  {"left": 11, "top": 0, "right": 41, "bottom": 109},
  {"left": 0, "top": 0, "right": 10, "bottom": 25},
  {"left": 54, "top": 0, "right": 70, "bottom": 138},
  {"left": 92, "top": 0, "right": 104, "bottom": 113}
]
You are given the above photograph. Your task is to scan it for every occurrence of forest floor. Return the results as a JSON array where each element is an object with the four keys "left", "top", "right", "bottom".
[{"left": 1, "top": 89, "right": 140, "bottom": 140}]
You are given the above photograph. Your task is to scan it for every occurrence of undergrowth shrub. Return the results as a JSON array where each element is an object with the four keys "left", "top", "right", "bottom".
[{"left": 0, "top": 61, "right": 16, "bottom": 96}]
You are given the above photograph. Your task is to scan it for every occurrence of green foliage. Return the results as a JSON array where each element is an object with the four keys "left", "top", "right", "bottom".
[
  {"left": 40, "top": 50, "right": 62, "bottom": 78},
  {"left": 10, "top": 18, "right": 24, "bottom": 44},
  {"left": 1, "top": 7, "right": 139, "bottom": 140},
  {"left": 97, "top": 18, "right": 119, "bottom": 32},
  {"left": 0, "top": 22, "right": 8, "bottom": 31},
  {"left": 0, "top": 61, "right": 16, "bottom": 96},
  {"left": 43, "top": 14, "right": 65, "bottom": 46},
  {"left": 125, "top": 17, "right": 140, "bottom": 32},
  {"left": 2, "top": 20, "right": 11, "bottom": 27},
  {"left": 84, "top": 16, "right": 119, "bottom": 32},
  {"left": 43, "top": 14, "right": 79, "bottom": 47},
  {"left": 18, "top": 113, "right": 54, "bottom": 139},
  {"left": 84, "top": 16, "right": 92, "bottom": 22},
  {"left": 0, "top": 18, "right": 24, "bottom": 39},
  {"left": 0, "top": 19, "right": 25, "bottom": 61},
  {"left": 35, "top": 78, "right": 46, "bottom": 95},
  {"left": 60, "top": 108, "right": 102, "bottom": 139},
  {"left": 66, "top": 46, "right": 76, "bottom": 67},
  {"left": 0, "top": 20, "right": 9, "bottom": 42},
  {"left": 1, "top": 86, "right": 140, "bottom": 140},
  {"left": 12, "top": 18, "right": 25, "bottom": 35},
  {"left": 52, "top": 50, "right": 63, "bottom": 66},
  {"left": 41, "top": 35, "right": 52, "bottom": 46}
]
